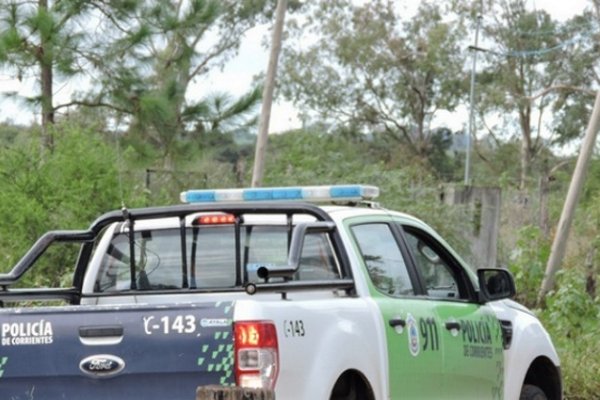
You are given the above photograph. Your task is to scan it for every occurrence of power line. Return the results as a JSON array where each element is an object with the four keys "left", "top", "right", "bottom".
[
  {"left": 505, "top": 35, "right": 585, "bottom": 57},
  {"left": 469, "top": 32, "right": 590, "bottom": 59}
]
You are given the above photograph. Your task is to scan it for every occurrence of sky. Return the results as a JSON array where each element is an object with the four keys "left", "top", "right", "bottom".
[{"left": 0, "top": 0, "right": 593, "bottom": 133}]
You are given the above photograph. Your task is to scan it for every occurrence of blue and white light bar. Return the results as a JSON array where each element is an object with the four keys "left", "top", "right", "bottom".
[{"left": 180, "top": 185, "right": 379, "bottom": 204}]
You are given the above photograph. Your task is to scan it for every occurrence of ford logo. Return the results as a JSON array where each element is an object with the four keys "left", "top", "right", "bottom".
[{"left": 80, "top": 354, "right": 125, "bottom": 378}]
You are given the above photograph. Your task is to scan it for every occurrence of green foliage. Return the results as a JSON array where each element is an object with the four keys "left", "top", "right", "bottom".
[
  {"left": 473, "top": 0, "right": 591, "bottom": 189},
  {"left": 539, "top": 267, "right": 600, "bottom": 398},
  {"left": 549, "top": 331, "right": 600, "bottom": 400},
  {"left": 580, "top": 159, "right": 600, "bottom": 205},
  {"left": 543, "top": 268, "right": 599, "bottom": 337},
  {"left": 280, "top": 0, "right": 467, "bottom": 163},
  {"left": 0, "top": 1, "right": 88, "bottom": 93},
  {"left": 550, "top": 11, "right": 600, "bottom": 145},
  {"left": 0, "top": 123, "right": 145, "bottom": 286},
  {"left": 84, "top": 0, "right": 269, "bottom": 166},
  {"left": 507, "top": 225, "right": 550, "bottom": 307},
  {"left": 0, "top": 122, "right": 24, "bottom": 145},
  {"left": 262, "top": 128, "right": 471, "bottom": 255},
  {"left": 427, "top": 128, "right": 464, "bottom": 181}
]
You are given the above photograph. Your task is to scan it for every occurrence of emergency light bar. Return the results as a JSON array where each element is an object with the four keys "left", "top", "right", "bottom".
[{"left": 180, "top": 185, "right": 379, "bottom": 204}]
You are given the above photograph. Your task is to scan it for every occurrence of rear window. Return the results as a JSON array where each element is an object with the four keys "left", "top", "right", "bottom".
[{"left": 95, "top": 225, "right": 340, "bottom": 292}]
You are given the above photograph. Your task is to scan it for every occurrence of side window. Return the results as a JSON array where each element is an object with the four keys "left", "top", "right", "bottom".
[
  {"left": 402, "top": 228, "right": 464, "bottom": 300},
  {"left": 351, "top": 223, "right": 414, "bottom": 297}
]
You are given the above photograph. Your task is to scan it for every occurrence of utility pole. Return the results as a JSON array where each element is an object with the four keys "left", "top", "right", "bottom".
[
  {"left": 465, "top": 9, "right": 482, "bottom": 186},
  {"left": 251, "top": 0, "right": 288, "bottom": 188},
  {"left": 537, "top": 90, "right": 600, "bottom": 305}
]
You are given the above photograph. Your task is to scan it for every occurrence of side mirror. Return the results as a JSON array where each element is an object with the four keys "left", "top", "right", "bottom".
[{"left": 477, "top": 268, "right": 516, "bottom": 303}]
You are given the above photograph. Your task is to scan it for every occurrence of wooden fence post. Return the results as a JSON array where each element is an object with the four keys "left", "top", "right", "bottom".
[{"left": 196, "top": 386, "right": 275, "bottom": 400}]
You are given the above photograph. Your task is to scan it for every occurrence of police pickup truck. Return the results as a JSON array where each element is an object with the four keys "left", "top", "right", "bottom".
[{"left": 0, "top": 185, "right": 561, "bottom": 400}]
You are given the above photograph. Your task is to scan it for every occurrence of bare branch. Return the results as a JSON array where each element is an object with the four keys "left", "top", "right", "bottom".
[
  {"left": 549, "top": 159, "right": 573, "bottom": 176},
  {"left": 87, "top": 1, "right": 130, "bottom": 35},
  {"left": 53, "top": 100, "right": 131, "bottom": 115},
  {"left": 187, "top": 35, "right": 236, "bottom": 81},
  {"left": 479, "top": 110, "right": 502, "bottom": 148},
  {"left": 533, "top": 102, "right": 545, "bottom": 152},
  {"left": 526, "top": 85, "right": 596, "bottom": 102}
]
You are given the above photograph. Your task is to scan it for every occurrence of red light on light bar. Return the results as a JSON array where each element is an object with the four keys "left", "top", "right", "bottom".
[{"left": 196, "top": 214, "right": 236, "bottom": 225}]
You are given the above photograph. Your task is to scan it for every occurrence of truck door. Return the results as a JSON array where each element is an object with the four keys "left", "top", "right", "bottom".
[
  {"left": 400, "top": 225, "right": 505, "bottom": 400},
  {"left": 349, "top": 221, "right": 445, "bottom": 399},
  {"left": 0, "top": 301, "right": 235, "bottom": 400}
]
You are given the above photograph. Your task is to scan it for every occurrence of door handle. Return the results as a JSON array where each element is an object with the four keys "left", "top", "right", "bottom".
[
  {"left": 445, "top": 321, "right": 461, "bottom": 331},
  {"left": 79, "top": 325, "right": 124, "bottom": 338},
  {"left": 79, "top": 325, "right": 124, "bottom": 345},
  {"left": 388, "top": 318, "right": 406, "bottom": 328}
]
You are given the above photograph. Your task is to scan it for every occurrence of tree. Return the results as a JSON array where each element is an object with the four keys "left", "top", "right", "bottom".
[
  {"left": 548, "top": 9, "right": 600, "bottom": 145},
  {"left": 474, "top": 0, "right": 593, "bottom": 189},
  {"left": 280, "top": 0, "right": 467, "bottom": 164},
  {"left": 78, "top": 0, "right": 272, "bottom": 167},
  {"left": 0, "top": 0, "right": 89, "bottom": 150}
]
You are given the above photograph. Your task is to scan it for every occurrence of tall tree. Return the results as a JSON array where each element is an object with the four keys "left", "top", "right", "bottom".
[
  {"left": 280, "top": 0, "right": 467, "bottom": 163},
  {"left": 474, "top": 0, "right": 588, "bottom": 189},
  {"left": 0, "top": 0, "right": 89, "bottom": 150},
  {"left": 548, "top": 8, "right": 600, "bottom": 145},
  {"left": 80, "top": 0, "right": 272, "bottom": 167}
]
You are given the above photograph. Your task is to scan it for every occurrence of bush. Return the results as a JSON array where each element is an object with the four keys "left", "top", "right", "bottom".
[
  {"left": 540, "top": 267, "right": 600, "bottom": 399},
  {"left": 507, "top": 225, "right": 550, "bottom": 307},
  {"left": 0, "top": 123, "right": 146, "bottom": 286}
]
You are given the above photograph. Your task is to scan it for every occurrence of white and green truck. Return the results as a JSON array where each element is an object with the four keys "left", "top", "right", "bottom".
[{"left": 0, "top": 185, "right": 561, "bottom": 399}]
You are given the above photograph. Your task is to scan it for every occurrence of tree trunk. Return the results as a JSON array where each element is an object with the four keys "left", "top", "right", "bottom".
[
  {"left": 518, "top": 108, "right": 532, "bottom": 190},
  {"left": 39, "top": 0, "right": 54, "bottom": 151},
  {"left": 538, "top": 161, "right": 550, "bottom": 239}
]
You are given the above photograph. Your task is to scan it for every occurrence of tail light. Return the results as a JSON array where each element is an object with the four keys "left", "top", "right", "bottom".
[{"left": 234, "top": 321, "right": 279, "bottom": 390}]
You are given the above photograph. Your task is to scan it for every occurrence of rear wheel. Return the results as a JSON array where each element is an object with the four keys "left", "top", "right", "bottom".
[
  {"left": 330, "top": 371, "right": 374, "bottom": 400},
  {"left": 330, "top": 377, "right": 358, "bottom": 400},
  {"left": 520, "top": 384, "right": 548, "bottom": 400}
]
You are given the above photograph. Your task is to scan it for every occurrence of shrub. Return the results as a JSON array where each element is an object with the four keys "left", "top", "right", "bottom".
[
  {"left": 0, "top": 123, "right": 145, "bottom": 286},
  {"left": 540, "top": 268, "right": 600, "bottom": 398},
  {"left": 508, "top": 225, "right": 550, "bottom": 307}
]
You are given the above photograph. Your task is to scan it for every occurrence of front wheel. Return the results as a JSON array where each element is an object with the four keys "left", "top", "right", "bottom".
[{"left": 520, "top": 384, "right": 548, "bottom": 400}]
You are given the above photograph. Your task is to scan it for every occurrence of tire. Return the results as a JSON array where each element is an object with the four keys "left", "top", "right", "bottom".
[
  {"left": 330, "top": 377, "right": 358, "bottom": 400},
  {"left": 330, "top": 372, "right": 373, "bottom": 400},
  {"left": 519, "top": 384, "right": 548, "bottom": 400}
]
